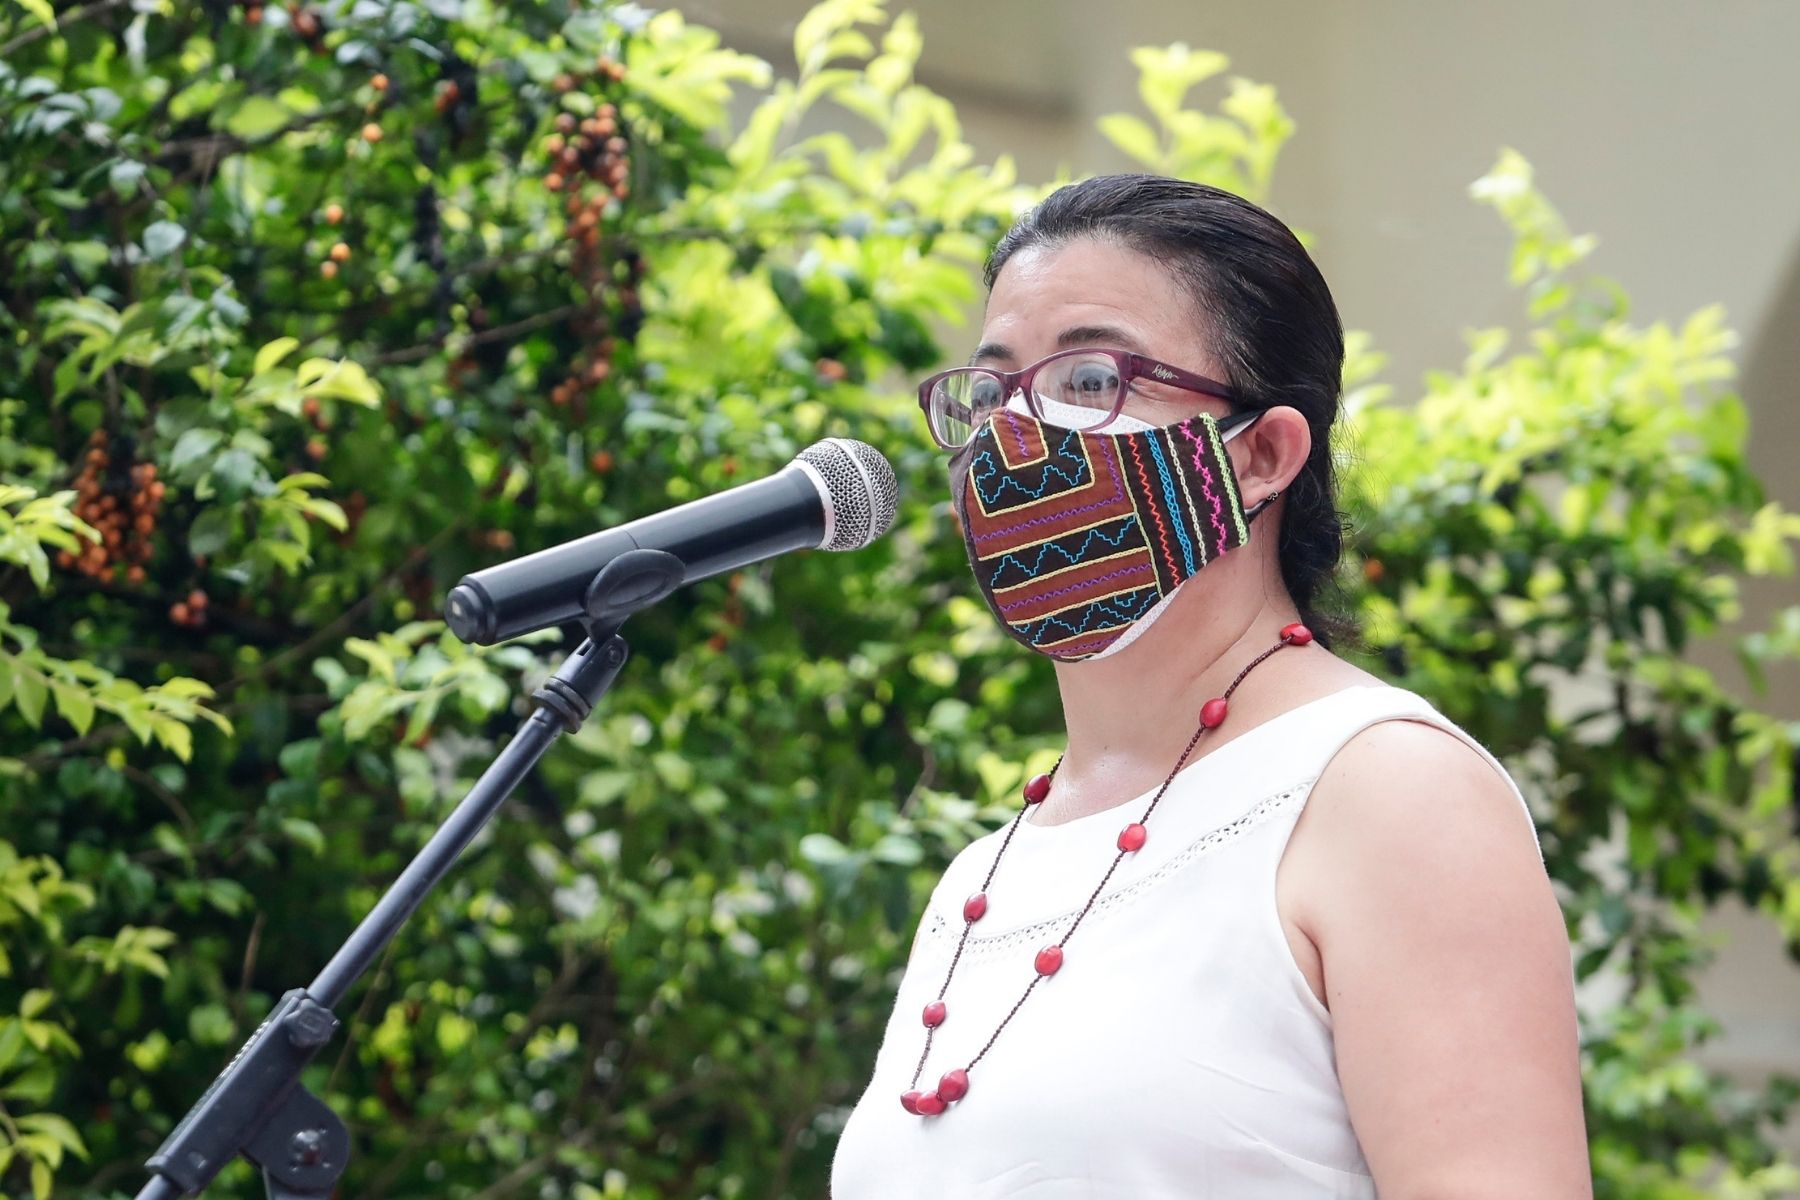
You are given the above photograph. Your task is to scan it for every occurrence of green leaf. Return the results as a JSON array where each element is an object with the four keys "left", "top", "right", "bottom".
[
  {"left": 221, "top": 95, "right": 292, "bottom": 139},
  {"left": 11, "top": 0, "right": 55, "bottom": 32},
  {"left": 142, "top": 221, "right": 187, "bottom": 259},
  {"left": 254, "top": 336, "right": 301, "bottom": 376},
  {"left": 186, "top": 507, "right": 235, "bottom": 557},
  {"left": 1097, "top": 113, "right": 1162, "bottom": 168},
  {"left": 169, "top": 427, "right": 224, "bottom": 474}
]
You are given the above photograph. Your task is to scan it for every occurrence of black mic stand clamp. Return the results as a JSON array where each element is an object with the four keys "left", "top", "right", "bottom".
[{"left": 136, "top": 550, "right": 686, "bottom": 1200}]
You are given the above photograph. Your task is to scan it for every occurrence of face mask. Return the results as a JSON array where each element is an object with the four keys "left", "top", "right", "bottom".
[{"left": 955, "top": 397, "right": 1265, "bottom": 662}]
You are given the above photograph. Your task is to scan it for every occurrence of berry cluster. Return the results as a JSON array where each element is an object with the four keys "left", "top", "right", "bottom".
[
  {"left": 57, "top": 432, "right": 163, "bottom": 586},
  {"left": 300, "top": 394, "right": 330, "bottom": 462},
  {"left": 286, "top": 2, "right": 325, "bottom": 50},
  {"left": 169, "top": 588, "right": 210, "bottom": 630},
  {"left": 543, "top": 58, "right": 643, "bottom": 414}
]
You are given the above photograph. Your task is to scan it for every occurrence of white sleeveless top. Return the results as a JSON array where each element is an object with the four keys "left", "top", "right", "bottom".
[{"left": 831, "top": 684, "right": 1535, "bottom": 1199}]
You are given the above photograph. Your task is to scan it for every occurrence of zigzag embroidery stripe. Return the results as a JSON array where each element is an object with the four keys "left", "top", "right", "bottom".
[
  {"left": 1142, "top": 434, "right": 1198, "bottom": 575},
  {"left": 970, "top": 429, "right": 1090, "bottom": 508},
  {"left": 1021, "top": 587, "right": 1159, "bottom": 647},
  {"left": 985, "top": 517, "right": 1140, "bottom": 588},
  {"left": 996, "top": 562, "right": 1154, "bottom": 615},
  {"left": 1124, "top": 434, "right": 1180, "bottom": 578},
  {"left": 971, "top": 435, "right": 1128, "bottom": 544},
  {"left": 1178, "top": 421, "right": 1230, "bottom": 554}
]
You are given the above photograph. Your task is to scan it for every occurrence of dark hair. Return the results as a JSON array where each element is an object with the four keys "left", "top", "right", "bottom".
[{"left": 984, "top": 174, "right": 1348, "bottom": 645}]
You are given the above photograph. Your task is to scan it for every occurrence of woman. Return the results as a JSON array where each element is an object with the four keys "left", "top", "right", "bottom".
[{"left": 832, "top": 175, "right": 1589, "bottom": 1197}]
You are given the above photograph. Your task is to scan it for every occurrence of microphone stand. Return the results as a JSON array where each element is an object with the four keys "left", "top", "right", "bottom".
[{"left": 133, "top": 550, "right": 686, "bottom": 1200}]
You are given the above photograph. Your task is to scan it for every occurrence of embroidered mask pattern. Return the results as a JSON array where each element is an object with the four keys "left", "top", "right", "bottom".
[{"left": 957, "top": 407, "right": 1252, "bottom": 661}]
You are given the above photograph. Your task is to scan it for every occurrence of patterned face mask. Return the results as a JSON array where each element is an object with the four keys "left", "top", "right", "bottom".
[{"left": 954, "top": 399, "right": 1265, "bottom": 662}]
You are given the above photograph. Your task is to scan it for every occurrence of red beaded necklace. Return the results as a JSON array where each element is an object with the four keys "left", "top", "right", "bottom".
[{"left": 898, "top": 622, "right": 1316, "bottom": 1118}]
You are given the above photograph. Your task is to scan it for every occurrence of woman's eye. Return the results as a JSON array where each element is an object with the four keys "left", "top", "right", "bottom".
[{"left": 1070, "top": 364, "right": 1118, "bottom": 393}]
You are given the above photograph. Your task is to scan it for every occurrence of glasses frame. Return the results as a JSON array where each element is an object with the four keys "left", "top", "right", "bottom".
[{"left": 916, "top": 347, "right": 1240, "bottom": 450}]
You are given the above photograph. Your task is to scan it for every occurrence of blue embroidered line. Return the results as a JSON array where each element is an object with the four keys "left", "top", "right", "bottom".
[
  {"left": 1022, "top": 589, "right": 1159, "bottom": 644},
  {"left": 986, "top": 518, "right": 1139, "bottom": 586},
  {"left": 971, "top": 429, "right": 1089, "bottom": 506},
  {"left": 1142, "top": 436, "right": 1197, "bottom": 575}
]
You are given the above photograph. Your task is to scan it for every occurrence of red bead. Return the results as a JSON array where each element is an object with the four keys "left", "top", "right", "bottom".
[
  {"left": 1023, "top": 772, "right": 1052, "bottom": 804},
  {"left": 922, "top": 1001, "right": 946, "bottom": 1028},
  {"left": 1035, "top": 944, "right": 1064, "bottom": 976},
  {"left": 1280, "top": 622, "right": 1313, "bottom": 646},
  {"left": 938, "top": 1068, "right": 969, "bottom": 1103},
  {"left": 1200, "top": 697, "right": 1229, "bottom": 728},
  {"left": 915, "top": 1091, "right": 946, "bottom": 1116},
  {"left": 963, "top": 893, "right": 988, "bottom": 922},
  {"left": 1117, "top": 822, "right": 1147, "bottom": 852},
  {"left": 899, "top": 1091, "right": 922, "bottom": 1114}
]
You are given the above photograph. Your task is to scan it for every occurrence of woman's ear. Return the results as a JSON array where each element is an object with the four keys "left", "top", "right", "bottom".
[{"left": 1228, "top": 406, "right": 1311, "bottom": 511}]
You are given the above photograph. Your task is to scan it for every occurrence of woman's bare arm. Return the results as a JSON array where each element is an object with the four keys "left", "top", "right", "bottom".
[{"left": 1284, "top": 719, "right": 1591, "bottom": 1199}]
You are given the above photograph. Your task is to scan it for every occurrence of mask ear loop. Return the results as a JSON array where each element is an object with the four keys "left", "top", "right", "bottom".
[{"left": 1217, "top": 409, "right": 1280, "bottom": 522}]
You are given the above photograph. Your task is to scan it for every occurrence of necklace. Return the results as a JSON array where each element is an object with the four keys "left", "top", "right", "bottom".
[{"left": 899, "top": 622, "right": 1316, "bottom": 1117}]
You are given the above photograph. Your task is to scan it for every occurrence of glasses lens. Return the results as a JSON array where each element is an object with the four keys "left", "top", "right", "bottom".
[
  {"left": 928, "top": 372, "right": 1003, "bottom": 448},
  {"left": 1033, "top": 352, "right": 1122, "bottom": 428}
]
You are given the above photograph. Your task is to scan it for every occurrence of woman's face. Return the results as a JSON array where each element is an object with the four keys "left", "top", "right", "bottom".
[{"left": 975, "top": 237, "right": 1233, "bottom": 429}]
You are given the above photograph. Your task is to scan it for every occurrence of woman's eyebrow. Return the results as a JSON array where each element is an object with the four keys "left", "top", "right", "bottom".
[
  {"left": 971, "top": 325, "right": 1149, "bottom": 366},
  {"left": 1057, "top": 324, "right": 1148, "bottom": 353}
]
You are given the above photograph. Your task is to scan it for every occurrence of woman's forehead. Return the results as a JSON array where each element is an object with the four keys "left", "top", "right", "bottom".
[{"left": 981, "top": 238, "right": 1199, "bottom": 360}]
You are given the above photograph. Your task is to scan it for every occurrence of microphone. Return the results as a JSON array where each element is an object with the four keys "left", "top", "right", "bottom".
[{"left": 444, "top": 438, "right": 899, "bottom": 645}]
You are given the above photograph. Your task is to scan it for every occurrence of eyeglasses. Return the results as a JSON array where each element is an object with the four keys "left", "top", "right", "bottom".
[{"left": 916, "top": 347, "right": 1238, "bottom": 450}]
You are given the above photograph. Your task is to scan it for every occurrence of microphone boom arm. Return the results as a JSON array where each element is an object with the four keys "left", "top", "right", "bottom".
[{"left": 134, "top": 551, "right": 680, "bottom": 1200}]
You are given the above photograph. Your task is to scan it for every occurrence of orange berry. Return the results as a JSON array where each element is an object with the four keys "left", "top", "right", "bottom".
[
  {"left": 544, "top": 172, "right": 565, "bottom": 192},
  {"left": 1363, "top": 557, "right": 1385, "bottom": 583},
  {"left": 148, "top": 480, "right": 166, "bottom": 502},
  {"left": 325, "top": 202, "right": 344, "bottom": 224},
  {"left": 555, "top": 113, "right": 576, "bottom": 134},
  {"left": 320, "top": 260, "right": 338, "bottom": 279},
  {"left": 126, "top": 565, "right": 146, "bottom": 585},
  {"left": 170, "top": 602, "right": 190, "bottom": 624},
  {"left": 329, "top": 241, "right": 351, "bottom": 262},
  {"left": 302, "top": 396, "right": 321, "bottom": 418},
  {"left": 553, "top": 73, "right": 576, "bottom": 93},
  {"left": 246, "top": 5, "right": 262, "bottom": 24},
  {"left": 544, "top": 134, "right": 565, "bottom": 155},
  {"left": 362, "top": 122, "right": 383, "bottom": 142},
  {"left": 371, "top": 73, "right": 389, "bottom": 92},
  {"left": 589, "top": 449, "right": 615, "bottom": 474},
  {"left": 56, "top": 550, "right": 75, "bottom": 569},
  {"left": 134, "top": 513, "right": 154, "bottom": 535},
  {"left": 188, "top": 589, "right": 208, "bottom": 609}
]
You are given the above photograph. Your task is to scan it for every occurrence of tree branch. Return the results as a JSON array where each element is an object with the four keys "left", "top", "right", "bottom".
[
  {"left": 0, "top": 0, "right": 129, "bottom": 59},
  {"left": 364, "top": 304, "right": 582, "bottom": 367}
]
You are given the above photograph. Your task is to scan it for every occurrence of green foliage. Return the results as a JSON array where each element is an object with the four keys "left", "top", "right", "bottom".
[{"left": 1, "top": 2, "right": 1797, "bottom": 1198}]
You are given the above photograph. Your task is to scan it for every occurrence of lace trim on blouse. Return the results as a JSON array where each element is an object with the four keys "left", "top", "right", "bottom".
[{"left": 918, "top": 780, "right": 1315, "bottom": 963}]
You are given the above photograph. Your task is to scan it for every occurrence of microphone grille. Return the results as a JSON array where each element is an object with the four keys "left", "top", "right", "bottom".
[{"left": 797, "top": 437, "right": 900, "bottom": 551}]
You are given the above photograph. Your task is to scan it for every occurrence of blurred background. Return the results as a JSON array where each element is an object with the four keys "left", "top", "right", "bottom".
[{"left": 4, "top": 1, "right": 1799, "bottom": 1196}]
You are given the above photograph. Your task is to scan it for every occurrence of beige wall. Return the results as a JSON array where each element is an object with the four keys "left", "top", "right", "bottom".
[{"left": 696, "top": 0, "right": 1800, "bottom": 1116}]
